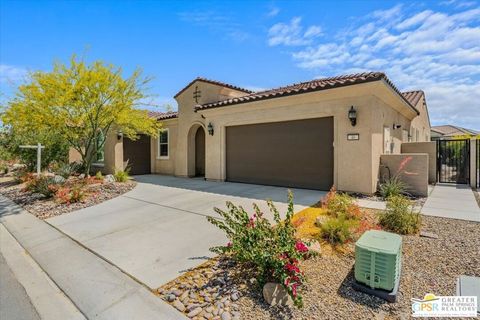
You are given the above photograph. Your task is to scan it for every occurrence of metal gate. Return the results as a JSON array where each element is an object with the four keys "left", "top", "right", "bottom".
[
  {"left": 437, "top": 139, "right": 470, "bottom": 184},
  {"left": 476, "top": 139, "right": 479, "bottom": 188}
]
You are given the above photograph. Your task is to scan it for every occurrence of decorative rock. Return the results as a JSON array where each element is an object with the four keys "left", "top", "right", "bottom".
[
  {"left": 104, "top": 174, "right": 115, "bottom": 183},
  {"left": 221, "top": 312, "right": 232, "bottom": 320},
  {"left": 307, "top": 240, "right": 322, "bottom": 255},
  {"left": 262, "top": 282, "right": 294, "bottom": 307},
  {"left": 53, "top": 175, "right": 66, "bottom": 184},
  {"left": 187, "top": 307, "right": 203, "bottom": 318},
  {"left": 172, "top": 289, "right": 182, "bottom": 297},
  {"left": 203, "top": 312, "right": 213, "bottom": 319},
  {"left": 78, "top": 173, "right": 85, "bottom": 179},
  {"left": 420, "top": 231, "right": 439, "bottom": 239},
  {"left": 173, "top": 299, "right": 186, "bottom": 312},
  {"left": 180, "top": 291, "right": 189, "bottom": 301},
  {"left": 231, "top": 292, "right": 240, "bottom": 301},
  {"left": 165, "top": 294, "right": 176, "bottom": 302},
  {"left": 205, "top": 306, "right": 214, "bottom": 313}
]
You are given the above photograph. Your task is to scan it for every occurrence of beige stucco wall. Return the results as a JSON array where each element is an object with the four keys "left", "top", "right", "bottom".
[
  {"left": 151, "top": 118, "right": 178, "bottom": 175},
  {"left": 68, "top": 130, "right": 123, "bottom": 175},
  {"left": 183, "top": 81, "right": 418, "bottom": 194},
  {"left": 410, "top": 96, "right": 431, "bottom": 142},
  {"left": 380, "top": 153, "right": 429, "bottom": 197},
  {"left": 173, "top": 80, "right": 249, "bottom": 178},
  {"left": 401, "top": 142, "right": 436, "bottom": 184}
]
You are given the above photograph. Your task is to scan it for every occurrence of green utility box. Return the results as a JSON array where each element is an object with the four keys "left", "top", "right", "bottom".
[{"left": 355, "top": 230, "right": 402, "bottom": 291}]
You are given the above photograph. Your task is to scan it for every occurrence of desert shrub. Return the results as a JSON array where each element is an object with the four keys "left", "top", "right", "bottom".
[
  {"left": 53, "top": 162, "right": 81, "bottom": 179},
  {"left": 378, "top": 195, "right": 421, "bottom": 234},
  {"left": 320, "top": 217, "right": 354, "bottom": 245},
  {"left": 114, "top": 168, "right": 130, "bottom": 182},
  {"left": 321, "top": 187, "right": 361, "bottom": 220},
  {"left": 207, "top": 191, "right": 308, "bottom": 307},
  {"left": 379, "top": 176, "right": 408, "bottom": 199},
  {"left": 55, "top": 185, "right": 86, "bottom": 204},
  {"left": 24, "top": 175, "right": 59, "bottom": 198}
]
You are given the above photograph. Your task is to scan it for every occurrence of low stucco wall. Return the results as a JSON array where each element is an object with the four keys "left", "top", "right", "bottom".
[
  {"left": 380, "top": 153, "right": 429, "bottom": 197},
  {"left": 401, "top": 142, "right": 436, "bottom": 184}
]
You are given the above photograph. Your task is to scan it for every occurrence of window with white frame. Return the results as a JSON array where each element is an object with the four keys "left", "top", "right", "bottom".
[{"left": 158, "top": 129, "right": 169, "bottom": 159}]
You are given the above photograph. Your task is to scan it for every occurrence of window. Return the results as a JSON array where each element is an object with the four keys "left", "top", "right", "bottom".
[
  {"left": 383, "top": 126, "right": 391, "bottom": 154},
  {"left": 158, "top": 129, "right": 169, "bottom": 159},
  {"left": 402, "top": 129, "right": 409, "bottom": 142}
]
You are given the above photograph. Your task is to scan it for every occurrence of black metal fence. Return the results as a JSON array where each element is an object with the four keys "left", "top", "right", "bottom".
[
  {"left": 477, "top": 139, "right": 479, "bottom": 188},
  {"left": 437, "top": 139, "right": 470, "bottom": 184}
]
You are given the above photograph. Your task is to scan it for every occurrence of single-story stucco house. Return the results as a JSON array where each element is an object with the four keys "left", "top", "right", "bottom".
[
  {"left": 431, "top": 125, "right": 479, "bottom": 140},
  {"left": 74, "top": 71, "right": 432, "bottom": 194}
]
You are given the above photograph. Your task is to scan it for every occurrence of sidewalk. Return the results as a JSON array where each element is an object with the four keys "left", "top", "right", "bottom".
[
  {"left": 421, "top": 184, "right": 480, "bottom": 222},
  {"left": 0, "top": 195, "right": 186, "bottom": 320},
  {"left": 1, "top": 224, "right": 84, "bottom": 320}
]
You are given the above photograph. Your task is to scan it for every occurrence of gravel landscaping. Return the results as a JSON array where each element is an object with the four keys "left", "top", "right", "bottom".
[
  {"left": 0, "top": 175, "right": 136, "bottom": 219},
  {"left": 158, "top": 213, "right": 480, "bottom": 320}
]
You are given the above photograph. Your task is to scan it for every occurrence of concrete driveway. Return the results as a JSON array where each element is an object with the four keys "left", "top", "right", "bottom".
[{"left": 47, "top": 175, "right": 324, "bottom": 289}]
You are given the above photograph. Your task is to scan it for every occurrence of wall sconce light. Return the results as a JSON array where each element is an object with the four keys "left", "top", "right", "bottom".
[
  {"left": 207, "top": 122, "right": 214, "bottom": 136},
  {"left": 348, "top": 106, "right": 357, "bottom": 126},
  {"left": 117, "top": 131, "right": 123, "bottom": 140},
  {"left": 393, "top": 124, "right": 402, "bottom": 129}
]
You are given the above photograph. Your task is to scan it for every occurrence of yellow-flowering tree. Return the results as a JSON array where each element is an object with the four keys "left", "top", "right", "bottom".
[{"left": 1, "top": 56, "right": 161, "bottom": 174}]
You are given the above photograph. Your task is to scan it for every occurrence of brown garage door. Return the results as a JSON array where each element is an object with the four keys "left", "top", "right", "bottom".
[
  {"left": 226, "top": 117, "right": 333, "bottom": 190},
  {"left": 123, "top": 134, "right": 151, "bottom": 175}
]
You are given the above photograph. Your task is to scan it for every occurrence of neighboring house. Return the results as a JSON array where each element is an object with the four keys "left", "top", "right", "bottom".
[
  {"left": 431, "top": 125, "right": 479, "bottom": 140},
  {"left": 78, "top": 72, "right": 431, "bottom": 194}
]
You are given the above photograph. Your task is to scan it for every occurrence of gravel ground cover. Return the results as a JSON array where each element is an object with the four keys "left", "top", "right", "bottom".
[
  {"left": 0, "top": 176, "right": 136, "bottom": 219},
  {"left": 158, "top": 213, "right": 480, "bottom": 320}
]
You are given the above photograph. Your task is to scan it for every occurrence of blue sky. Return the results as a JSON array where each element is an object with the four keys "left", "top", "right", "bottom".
[{"left": 1, "top": 0, "right": 479, "bottom": 129}]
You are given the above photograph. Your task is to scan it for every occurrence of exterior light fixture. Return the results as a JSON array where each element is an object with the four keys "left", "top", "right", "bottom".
[
  {"left": 207, "top": 122, "right": 214, "bottom": 136},
  {"left": 117, "top": 131, "right": 123, "bottom": 140},
  {"left": 393, "top": 124, "right": 402, "bottom": 129},
  {"left": 348, "top": 106, "right": 357, "bottom": 126}
]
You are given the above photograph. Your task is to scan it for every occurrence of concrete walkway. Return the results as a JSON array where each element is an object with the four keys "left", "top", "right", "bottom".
[
  {"left": 0, "top": 195, "right": 185, "bottom": 320},
  {"left": 0, "top": 224, "right": 85, "bottom": 320},
  {"left": 421, "top": 184, "right": 480, "bottom": 222},
  {"left": 47, "top": 175, "right": 324, "bottom": 289}
]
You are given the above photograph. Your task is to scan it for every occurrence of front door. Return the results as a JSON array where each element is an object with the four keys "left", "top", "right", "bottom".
[{"left": 195, "top": 127, "right": 205, "bottom": 176}]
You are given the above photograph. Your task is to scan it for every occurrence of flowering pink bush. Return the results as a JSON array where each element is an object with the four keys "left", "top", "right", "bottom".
[{"left": 208, "top": 191, "right": 309, "bottom": 307}]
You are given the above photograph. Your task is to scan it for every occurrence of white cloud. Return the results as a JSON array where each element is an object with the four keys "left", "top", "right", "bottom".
[
  {"left": 0, "top": 64, "right": 28, "bottom": 84},
  {"left": 267, "top": 7, "right": 280, "bottom": 17},
  {"left": 268, "top": 17, "right": 322, "bottom": 46},
  {"left": 268, "top": 5, "right": 480, "bottom": 129}
]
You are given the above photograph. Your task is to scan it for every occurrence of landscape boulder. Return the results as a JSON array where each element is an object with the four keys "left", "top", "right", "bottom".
[{"left": 262, "top": 282, "right": 293, "bottom": 307}]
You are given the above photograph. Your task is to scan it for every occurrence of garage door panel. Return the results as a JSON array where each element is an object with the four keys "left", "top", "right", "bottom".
[
  {"left": 123, "top": 134, "right": 151, "bottom": 175},
  {"left": 226, "top": 117, "right": 333, "bottom": 190}
]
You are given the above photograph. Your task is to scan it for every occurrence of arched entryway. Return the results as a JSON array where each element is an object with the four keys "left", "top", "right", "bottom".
[
  {"left": 187, "top": 123, "right": 206, "bottom": 177},
  {"left": 195, "top": 126, "right": 205, "bottom": 176}
]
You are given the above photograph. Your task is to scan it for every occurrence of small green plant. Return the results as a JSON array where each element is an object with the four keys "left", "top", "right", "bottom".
[
  {"left": 320, "top": 217, "right": 354, "bottom": 244},
  {"left": 24, "top": 175, "right": 59, "bottom": 198},
  {"left": 95, "top": 171, "right": 104, "bottom": 180},
  {"left": 54, "top": 162, "right": 80, "bottom": 179},
  {"left": 207, "top": 191, "right": 308, "bottom": 307},
  {"left": 379, "top": 195, "right": 421, "bottom": 234},
  {"left": 113, "top": 169, "right": 130, "bottom": 182},
  {"left": 379, "top": 176, "right": 408, "bottom": 199},
  {"left": 321, "top": 187, "right": 361, "bottom": 220}
]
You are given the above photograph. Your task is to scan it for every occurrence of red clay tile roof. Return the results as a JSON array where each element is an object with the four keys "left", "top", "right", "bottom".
[
  {"left": 173, "top": 77, "right": 254, "bottom": 98},
  {"left": 401, "top": 90, "right": 424, "bottom": 107},
  {"left": 195, "top": 72, "right": 420, "bottom": 115},
  {"left": 147, "top": 111, "right": 178, "bottom": 120}
]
